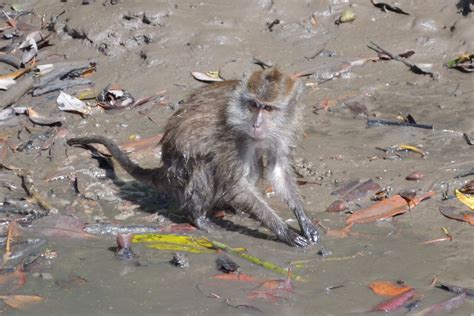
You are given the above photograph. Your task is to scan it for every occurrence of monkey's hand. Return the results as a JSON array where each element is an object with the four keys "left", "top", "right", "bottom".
[
  {"left": 301, "top": 221, "right": 320, "bottom": 244},
  {"left": 192, "top": 215, "right": 219, "bottom": 233},
  {"left": 277, "top": 228, "right": 309, "bottom": 247}
]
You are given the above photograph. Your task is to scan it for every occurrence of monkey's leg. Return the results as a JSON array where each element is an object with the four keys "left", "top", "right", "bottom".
[
  {"left": 230, "top": 183, "right": 309, "bottom": 247},
  {"left": 269, "top": 162, "right": 320, "bottom": 244},
  {"left": 182, "top": 167, "right": 215, "bottom": 232}
]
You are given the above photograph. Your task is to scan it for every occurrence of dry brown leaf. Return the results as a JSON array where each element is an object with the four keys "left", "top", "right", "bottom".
[
  {"left": 0, "top": 267, "right": 27, "bottom": 292},
  {"left": 326, "top": 223, "right": 353, "bottom": 238},
  {"left": 213, "top": 273, "right": 257, "bottom": 282},
  {"left": 0, "top": 295, "right": 43, "bottom": 310},
  {"left": 346, "top": 191, "right": 435, "bottom": 224},
  {"left": 439, "top": 206, "right": 474, "bottom": 225},
  {"left": 3, "top": 221, "right": 23, "bottom": 264}
]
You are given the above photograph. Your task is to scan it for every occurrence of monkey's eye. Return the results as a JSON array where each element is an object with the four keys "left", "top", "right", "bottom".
[
  {"left": 263, "top": 105, "right": 273, "bottom": 111},
  {"left": 248, "top": 100, "right": 258, "bottom": 109}
]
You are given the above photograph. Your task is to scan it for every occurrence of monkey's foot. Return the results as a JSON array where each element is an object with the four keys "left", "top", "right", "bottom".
[
  {"left": 277, "top": 228, "right": 309, "bottom": 247},
  {"left": 192, "top": 216, "right": 215, "bottom": 233},
  {"left": 301, "top": 221, "right": 320, "bottom": 244}
]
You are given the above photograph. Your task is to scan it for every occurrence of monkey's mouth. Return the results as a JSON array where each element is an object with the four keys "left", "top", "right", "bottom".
[{"left": 250, "top": 127, "right": 265, "bottom": 140}]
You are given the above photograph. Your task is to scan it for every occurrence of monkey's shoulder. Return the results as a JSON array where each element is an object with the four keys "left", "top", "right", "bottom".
[
  {"left": 186, "top": 80, "right": 240, "bottom": 103},
  {"left": 160, "top": 80, "right": 239, "bottom": 159}
]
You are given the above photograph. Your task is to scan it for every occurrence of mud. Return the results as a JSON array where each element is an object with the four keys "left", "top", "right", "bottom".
[{"left": 0, "top": 0, "right": 473, "bottom": 315}]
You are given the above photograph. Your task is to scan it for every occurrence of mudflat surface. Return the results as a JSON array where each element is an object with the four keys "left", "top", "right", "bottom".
[{"left": 0, "top": 0, "right": 473, "bottom": 315}]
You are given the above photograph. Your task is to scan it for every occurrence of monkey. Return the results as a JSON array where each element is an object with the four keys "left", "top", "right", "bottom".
[{"left": 67, "top": 67, "right": 320, "bottom": 247}]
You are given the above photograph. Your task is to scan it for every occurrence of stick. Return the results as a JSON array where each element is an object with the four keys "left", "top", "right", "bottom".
[
  {"left": 368, "top": 42, "right": 434, "bottom": 77},
  {"left": 367, "top": 119, "right": 433, "bottom": 129},
  {"left": 209, "top": 240, "right": 303, "bottom": 281}
]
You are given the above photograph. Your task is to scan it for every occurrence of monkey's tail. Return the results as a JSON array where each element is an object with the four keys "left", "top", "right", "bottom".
[{"left": 67, "top": 136, "right": 159, "bottom": 188}]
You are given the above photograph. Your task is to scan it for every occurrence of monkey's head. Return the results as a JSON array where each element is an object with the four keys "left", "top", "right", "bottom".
[{"left": 227, "top": 67, "right": 303, "bottom": 141}]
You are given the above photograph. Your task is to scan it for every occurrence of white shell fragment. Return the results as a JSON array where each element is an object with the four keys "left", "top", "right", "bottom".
[
  {"left": 56, "top": 91, "right": 89, "bottom": 115},
  {"left": 0, "top": 78, "right": 16, "bottom": 90},
  {"left": 191, "top": 71, "right": 223, "bottom": 82}
]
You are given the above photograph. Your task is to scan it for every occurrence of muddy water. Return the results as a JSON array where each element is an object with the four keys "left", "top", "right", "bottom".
[{"left": 0, "top": 0, "right": 473, "bottom": 315}]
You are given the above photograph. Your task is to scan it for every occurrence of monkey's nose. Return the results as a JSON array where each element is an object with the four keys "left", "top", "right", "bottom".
[{"left": 253, "top": 110, "right": 263, "bottom": 128}]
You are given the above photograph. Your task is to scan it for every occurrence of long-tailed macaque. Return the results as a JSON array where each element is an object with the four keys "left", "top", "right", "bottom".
[{"left": 68, "top": 68, "right": 320, "bottom": 247}]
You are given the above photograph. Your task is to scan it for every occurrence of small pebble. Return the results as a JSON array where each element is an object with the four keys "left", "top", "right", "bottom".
[
  {"left": 326, "top": 199, "right": 348, "bottom": 212},
  {"left": 170, "top": 253, "right": 189, "bottom": 268},
  {"left": 216, "top": 255, "right": 239, "bottom": 273},
  {"left": 405, "top": 171, "right": 423, "bottom": 181}
]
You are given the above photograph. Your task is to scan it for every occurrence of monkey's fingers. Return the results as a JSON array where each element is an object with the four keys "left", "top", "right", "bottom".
[
  {"left": 302, "top": 222, "right": 320, "bottom": 244},
  {"left": 284, "top": 229, "right": 309, "bottom": 247}
]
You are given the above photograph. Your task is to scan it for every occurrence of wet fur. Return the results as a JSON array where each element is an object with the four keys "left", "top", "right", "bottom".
[{"left": 68, "top": 68, "right": 320, "bottom": 247}]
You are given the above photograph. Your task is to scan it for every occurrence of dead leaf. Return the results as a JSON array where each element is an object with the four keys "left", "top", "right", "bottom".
[
  {"left": 346, "top": 191, "right": 435, "bottom": 224},
  {"left": 0, "top": 67, "right": 31, "bottom": 80},
  {"left": 372, "top": 288, "right": 416, "bottom": 312},
  {"left": 28, "top": 215, "right": 96, "bottom": 239},
  {"left": 369, "top": 280, "right": 412, "bottom": 297},
  {"left": 213, "top": 273, "right": 257, "bottom": 282},
  {"left": 0, "top": 295, "right": 43, "bottom": 310},
  {"left": 0, "top": 78, "right": 16, "bottom": 90},
  {"left": 191, "top": 71, "right": 223, "bottom": 82},
  {"left": 326, "top": 223, "right": 353, "bottom": 238},
  {"left": 26, "top": 107, "right": 62, "bottom": 126},
  {"left": 247, "top": 270, "right": 294, "bottom": 302},
  {"left": 414, "top": 292, "right": 467, "bottom": 315},
  {"left": 0, "top": 266, "right": 27, "bottom": 292},
  {"left": 3, "top": 221, "right": 23, "bottom": 264},
  {"left": 439, "top": 206, "right": 474, "bottom": 225}
]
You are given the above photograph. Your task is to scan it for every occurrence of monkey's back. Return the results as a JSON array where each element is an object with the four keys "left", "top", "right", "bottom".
[
  {"left": 161, "top": 80, "right": 238, "bottom": 158},
  {"left": 159, "top": 80, "right": 244, "bottom": 200}
]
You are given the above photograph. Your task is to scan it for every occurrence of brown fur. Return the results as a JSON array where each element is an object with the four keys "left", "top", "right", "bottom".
[{"left": 67, "top": 68, "right": 320, "bottom": 247}]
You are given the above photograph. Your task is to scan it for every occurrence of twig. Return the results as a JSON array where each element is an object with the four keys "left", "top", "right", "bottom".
[
  {"left": 436, "top": 283, "right": 474, "bottom": 297},
  {"left": 368, "top": 42, "right": 434, "bottom": 77},
  {"left": 209, "top": 240, "right": 303, "bottom": 281},
  {"left": 17, "top": 169, "right": 58, "bottom": 214},
  {"left": 463, "top": 133, "right": 474, "bottom": 145},
  {"left": 367, "top": 119, "right": 433, "bottom": 129},
  {"left": 455, "top": 168, "right": 474, "bottom": 178}
]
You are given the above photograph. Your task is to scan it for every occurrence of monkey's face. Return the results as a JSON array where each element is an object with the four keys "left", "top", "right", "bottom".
[
  {"left": 247, "top": 99, "right": 274, "bottom": 140},
  {"left": 227, "top": 68, "right": 302, "bottom": 142}
]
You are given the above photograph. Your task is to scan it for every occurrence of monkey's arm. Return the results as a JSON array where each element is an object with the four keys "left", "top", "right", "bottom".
[
  {"left": 67, "top": 136, "right": 161, "bottom": 189},
  {"left": 230, "top": 180, "right": 309, "bottom": 247},
  {"left": 268, "top": 158, "right": 320, "bottom": 244}
]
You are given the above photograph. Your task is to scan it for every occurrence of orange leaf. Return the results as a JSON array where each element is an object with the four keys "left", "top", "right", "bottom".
[
  {"left": 346, "top": 195, "right": 408, "bottom": 224},
  {"left": 369, "top": 280, "right": 412, "bottom": 297},
  {"left": 0, "top": 266, "right": 27, "bottom": 292},
  {"left": 80, "top": 67, "right": 96, "bottom": 78},
  {"left": 326, "top": 223, "right": 353, "bottom": 238},
  {"left": 463, "top": 213, "right": 474, "bottom": 225},
  {"left": 6, "top": 18, "right": 17, "bottom": 29},
  {"left": 3, "top": 221, "right": 23, "bottom": 264},
  {"left": 0, "top": 295, "right": 43, "bottom": 310},
  {"left": 259, "top": 279, "right": 288, "bottom": 290},
  {"left": 346, "top": 191, "right": 434, "bottom": 224},
  {"left": 213, "top": 273, "right": 256, "bottom": 282}
]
